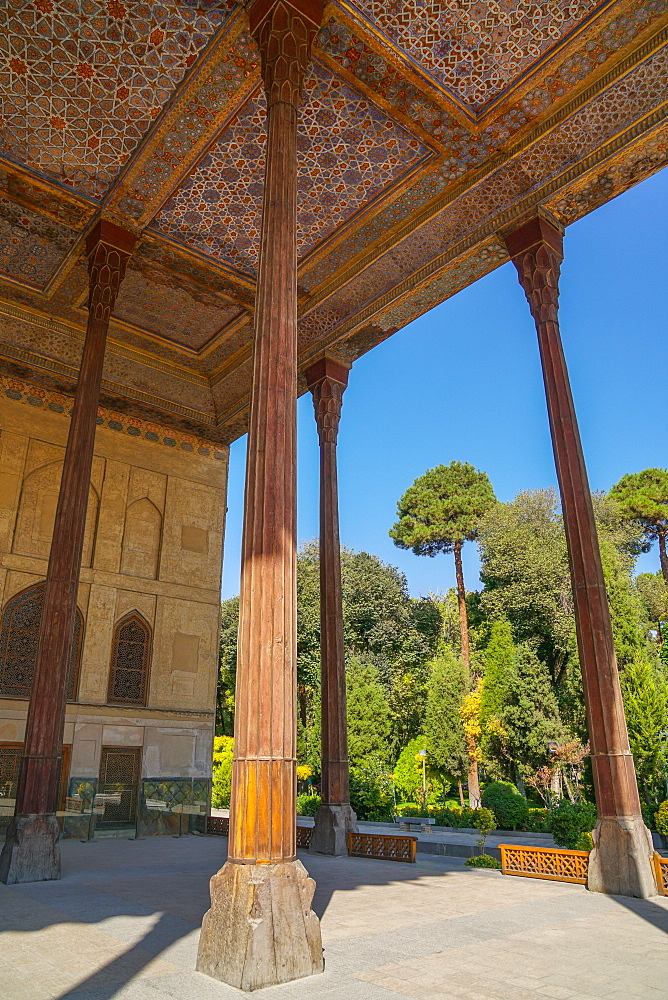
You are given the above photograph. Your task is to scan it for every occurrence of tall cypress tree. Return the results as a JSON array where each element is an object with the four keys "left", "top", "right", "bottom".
[
  {"left": 480, "top": 618, "right": 514, "bottom": 730},
  {"left": 424, "top": 649, "right": 468, "bottom": 778},
  {"left": 346, "top": 656, "right": 391, "bottom": 767}
]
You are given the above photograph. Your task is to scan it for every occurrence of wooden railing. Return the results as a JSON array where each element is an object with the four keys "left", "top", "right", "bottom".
[
  {"left": 347, "top": 830, "right": 417, "bottom": 863},
  {"left": 499, "top": 844, "right": 588, "bottom": 884},
  {"left": 206, "top": 815, "right": 313, "bottom": 848},
  {"left": 652, "top": 852, "right": 668, "bottom": 895},
  {"left": 296, "top": 825, "right": 312, "bottom": 848},
  {"left": 207, "top": 815, "right": 229, "bottom": 836}
]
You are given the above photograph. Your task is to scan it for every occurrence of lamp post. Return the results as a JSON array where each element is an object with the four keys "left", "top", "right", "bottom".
[{"left": 419, "top": 750, "right": 427, "bottom": 810}]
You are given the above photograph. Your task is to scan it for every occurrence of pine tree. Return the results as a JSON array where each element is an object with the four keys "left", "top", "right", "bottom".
[
  {"left": 346, "top": 656, "right": 391, "bottom": 767},
  {"left": 424, "top": 649, "right": 468, "bottom": 778}
]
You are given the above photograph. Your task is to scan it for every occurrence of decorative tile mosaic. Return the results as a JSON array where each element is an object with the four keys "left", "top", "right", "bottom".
[
  {"left": 0, "top": 372, "right": 227, "bottom": 459},
  {"left": 0, "top": 0, "right": 236, "bottom": 200},
  {"left": 307, "top": 0, "right": 666, "bottom": 291},
  {"left": 300, "top": 45, "right": 668, "bottom": 345},
  {"left": 112, "top": 265, "right": 243, "bottom": 350},
  {"left": 548, "top": 119, "right": 668, "bottom": 223},
  {"left": 351, "top": 0, "right": 601, "bottom": 109},
  {"left": 114, "top": 27, "right": 260, "bottom": 221},
  {"left": 151, "top": 62, "right": 431, "bottom": 275},
  {"left": 0, "top": 309, "right": 216, "bottom": 416},
  {"left": 0, "top": 194, "right": 79, "bottom": 287}
]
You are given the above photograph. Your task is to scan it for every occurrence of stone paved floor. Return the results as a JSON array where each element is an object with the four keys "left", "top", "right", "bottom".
[{"left": 0, "top": 836, "right": 667, "bottom": 1000}]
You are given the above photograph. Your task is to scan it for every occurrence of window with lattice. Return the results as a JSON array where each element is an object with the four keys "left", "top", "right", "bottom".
[
  {"left": 108, "top": 613, "right": 151, "bottom": 705},
  {"left": 0, "top": 583, "right": 82, "bottom": 700}
]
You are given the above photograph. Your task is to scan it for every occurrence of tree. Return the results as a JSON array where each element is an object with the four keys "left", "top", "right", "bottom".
[
  {"left": 502, "top": 645, "right": 568, "bottom": 779},
  {"left": 390, "top": 462, "right": 496, "bottom": 668},
  {"left": 480, "top": 618, "right": 514, "bottom": 731},
  {"left": 478, "top": 488, "right": 646, "bottom": 687},
  {"left": 611, "top": 468, "right": 668, "bottom": 584},
  {"left": 390, "top": 461, "right": 496, "bottom": 807},
  {"left": 346, "top": 656, "right": 391, "bottom": 767},
  {"left": 424, "top": 649, "right": 468, "bottom": 779},
  {"left": 621, "top": 652, "right": 668, "bottom": 814},
  {"left": 393, "top": 736, "right": 428, "bottom": 803},
  {"left": 217, "top": 596, "right": 239, "bottom": 735},
  {"left": 636, "top": 572, "right": 668, "bottom": 645}
]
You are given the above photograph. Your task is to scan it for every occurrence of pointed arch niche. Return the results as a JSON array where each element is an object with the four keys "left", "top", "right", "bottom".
[
  {"left": 0, "top": 582, "right": 83, "bottom": 700},
  {"left": 120, "top": 498, "right": 162, "bottom": 580},
  {"left": 108, "top": 612, "right": 152, "bottom": 706}
]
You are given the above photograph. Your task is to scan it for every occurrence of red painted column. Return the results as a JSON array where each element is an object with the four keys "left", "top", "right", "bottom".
[
  {"left": 304, "top": 356, "right": 357, "bottom": 855},
  {"left": 196, "top": 2, "right": 325, "bottom": 989},
  {"left": 0, "top": 219, "right": 136, "bottom": 886},
  {"left": 504, "top": 214, "right": 656, "bottom": 897}
]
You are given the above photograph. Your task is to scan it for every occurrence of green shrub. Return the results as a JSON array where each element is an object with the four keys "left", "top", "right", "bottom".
[
  {"left": 395, "top": 802, "right": 420, "bottom": 816},
  {"left": 296, "top": 794, "right": 321, "bottom": 817},
  {"left": 481, "top": 781, "right": 529, "bottom": 829},
  {"left": 547, "top": 800, "right": 597, "bottom": 849},
  {"left": 211, "top": 735, "right": 234, "bottom": 808},
  {"left": 575, "top": 831, "right": 594, "bottom": 852},
  {"left": 465, "top": 855, "right": 502, "bottom": 869},
  {"left": 524, "top": 808, "right": 550, "bottom": 833},
  {"left": 349, "top": 768, "right": 393, "bottom": 821},
  {"left": 655, "top": 800, "right": 668, "bottom": 836}
]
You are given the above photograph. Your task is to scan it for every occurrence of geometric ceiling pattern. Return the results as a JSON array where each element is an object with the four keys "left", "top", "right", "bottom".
[
  {"left": 353, "top": 0, "right": 602, "bottom": 110},
  {"left": 0, "top": 0, "right": 666, "bottom": 446},
  {"left": 152, "top": 63, "right": 431, "bottom": 275},
  {"left": 0, "top": 0, "right": 235, "bottom": 200}
]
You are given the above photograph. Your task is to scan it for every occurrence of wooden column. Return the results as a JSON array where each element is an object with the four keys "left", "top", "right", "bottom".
[
  {"left": 196, "top": 1, "right": 324, "bottom": 990},
  {"left": 304, "top": 356, "right": 357, "bottom": 855},
  {"left": 503, "top": 215, "right": 656, "bottom": 898},
  {"left": 0, "top": 219, "right": 136, "bottom": 886}
]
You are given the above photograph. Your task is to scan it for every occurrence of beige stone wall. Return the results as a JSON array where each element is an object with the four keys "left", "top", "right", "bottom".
[{"left": 0, "top": 392, "right": 229, "bottom": 782}]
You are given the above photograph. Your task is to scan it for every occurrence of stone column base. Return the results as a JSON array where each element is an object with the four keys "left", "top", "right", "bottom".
[
  {"left": 196, "top": 859, "right": 323, "bottom": 991},
  {"left": 587, "top": 815, "right": 657, "bottom": 898},
  {"left": 309, "top": 803, "right": 357, "bottom": 856},
  {"left": 0, "top": 814, "right": 61, "bottom": 885}
]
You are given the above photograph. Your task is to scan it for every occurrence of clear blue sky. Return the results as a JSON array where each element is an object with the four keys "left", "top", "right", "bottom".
[{"left": 222, "top": 167, "right": 668, "bottom": 600}]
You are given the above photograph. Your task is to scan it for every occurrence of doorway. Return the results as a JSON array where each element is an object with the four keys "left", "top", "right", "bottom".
[{"left": 97, "top": 746, "right": 141, "bottom": 830}]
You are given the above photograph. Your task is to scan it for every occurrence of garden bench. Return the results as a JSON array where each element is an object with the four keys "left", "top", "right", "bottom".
[{"left": 394, "top": 816, "right": 435, "bottom": 833}]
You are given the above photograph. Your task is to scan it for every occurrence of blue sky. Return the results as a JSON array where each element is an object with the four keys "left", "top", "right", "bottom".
[{"left": 222, "top": 167, "right": 668, "bottom": 600}]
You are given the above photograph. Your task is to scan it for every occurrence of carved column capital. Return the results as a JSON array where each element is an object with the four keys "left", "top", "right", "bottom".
[
  {"left": 248, "top": 0, "right": 324, "bottom": 107},
  {"left": 304, "top": 356, "right": 349, "bottom": 445},
  {"left": 503, "top": 215, "right": 563, "bottom": 326},
  {"left": 86, "top": 219, "right": 137, "bottom": 324}
]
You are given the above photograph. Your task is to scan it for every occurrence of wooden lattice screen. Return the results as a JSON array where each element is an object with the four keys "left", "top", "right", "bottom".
[
  {"left": 347, "top": 831, "right": 417, "bottom": 863},
  {"left": 108, "top": 613, "right": 151, "bottom": 705},
  {"left": 0, "top": 583, "right": 81, "bottom": 700},
  {"left": 652, "top": 852, "right": 668, "bottom": 895},
  {"left": 500, "top": 844, "right": 589, "bottom": 884}
]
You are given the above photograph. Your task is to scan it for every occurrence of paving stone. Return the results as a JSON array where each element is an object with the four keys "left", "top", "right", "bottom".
[{"left": 0, "top": 837, "right": 666, "bottom": 1000}]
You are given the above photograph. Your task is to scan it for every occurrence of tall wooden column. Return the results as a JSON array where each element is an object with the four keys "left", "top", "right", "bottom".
[
  {"left": 0, "top": 219, "right": 136, "bottom": 886},
  {"left": 304, "top": 356, "right": 357, "bottom": 855},
  {"left": 503, "top": 215, "right": 656, "bottom": 898},
  {"left": 196, "top": 1, "right": 324, "bottom": 990}
]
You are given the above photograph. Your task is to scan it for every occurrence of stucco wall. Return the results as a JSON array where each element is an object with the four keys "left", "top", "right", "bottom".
[{"left": 0, "top": 390, "right": 229, "bottom": 786}]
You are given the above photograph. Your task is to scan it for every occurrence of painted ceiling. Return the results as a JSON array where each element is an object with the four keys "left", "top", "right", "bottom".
[{"left": 0, "top": 0, "right": 666, "bottom": 447}]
